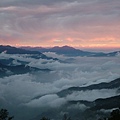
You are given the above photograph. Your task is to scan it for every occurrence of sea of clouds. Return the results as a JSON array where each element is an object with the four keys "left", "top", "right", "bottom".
[{"left": 0, "top": 52, "right": 120, "bottom": 120}]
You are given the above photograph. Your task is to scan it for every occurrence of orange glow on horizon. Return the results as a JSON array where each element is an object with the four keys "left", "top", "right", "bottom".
[
  {"left": 0, "top": 36, "right": 120, "bottom": 51},
  {"left": 10, "top": 43, "right": 120, "bottom": 50}
]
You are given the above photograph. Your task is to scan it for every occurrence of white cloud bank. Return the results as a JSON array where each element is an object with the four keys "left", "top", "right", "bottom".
[
  {"left": 66, "top": 89, "right": 119, "bottom": 101},
  {"left": 0, "top": 53, "right": 120, "bottom": 119},
  {"left": 25, "top": 94, "right": 66, "bottom": 108}
]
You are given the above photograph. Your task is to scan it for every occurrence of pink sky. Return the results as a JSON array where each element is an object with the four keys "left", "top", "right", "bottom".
[{"left": 0, "top": 0, "right": 120, "bottom": 51}]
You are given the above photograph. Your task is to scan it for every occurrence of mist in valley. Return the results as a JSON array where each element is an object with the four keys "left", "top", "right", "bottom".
[{"left": 0, "top": 51, "right": 120, "bottom": 120}]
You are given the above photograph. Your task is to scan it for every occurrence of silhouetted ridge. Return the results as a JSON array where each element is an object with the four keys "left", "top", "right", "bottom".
[
  {"left": 0, "top": 45, "right": 41, "bottom": 54},
  {"left": 57, "top": 78, "right": 120, "bottom": 97},
  {"left": 0, "top": 62, "right": 50, "bottom": 77},
  {"left": 21, "top": 45, "right": 120, "bottom": 57},
  {"left": 68, "top": 95, "right": 120, "bottom": 110}
]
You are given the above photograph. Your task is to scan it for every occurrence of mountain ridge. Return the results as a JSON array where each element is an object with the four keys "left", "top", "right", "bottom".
[
  {"left": 57, "top": 77, "right": 120, "bottom": 97},
  {"left": 0, "top": 45, "right": 41, "bottom": 54},
  {"left": 31, "top": 77, "right": 120, "bottom": 100},
  {"left": 0, "top": 62, "right": 50, "bottom": 77},
  {"left": 0, "top": 45, "right": 58, "bottom": 60},
  {"left": 20, "top": 45, "right": 120, "bottom": 57}
]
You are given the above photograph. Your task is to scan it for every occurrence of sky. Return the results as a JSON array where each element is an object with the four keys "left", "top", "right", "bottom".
[{"left": 0, "top": 0, "right": 120, "bottom": 50}]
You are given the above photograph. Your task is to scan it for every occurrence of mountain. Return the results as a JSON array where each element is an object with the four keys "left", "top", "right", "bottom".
[
  {"left": 92, "top": 94, "right": 120, "bottom": 110},
  {"left": 0, "top": 45, "right": 41, "bottom": 54},
  {"left": 30, "top": 77, "right": 120, "bottom": 119},
  {"left": 68, "top": 94, "right": 120, "bottom": 110},
  {"left": 32, "top": 77, "right": 120, "bottom": 102},
  {"left": 21, "top": 45, "right": 98, "bottom": 56},
  {"left": 29, "top": 77, "right": 120, "bottom": 120},
  {"left": 0, "top": 62, "right": 50, "bottom": 77},
  {"left": 30, "top": 95, "right": 120, "bottom": 120},
  {"left": 0, "top": 45, "right": 58, "bottom": 60},
  {"left": 0, "top": 58, "right": 29, "bottom": 66},
  {"left": 48, "top": 46, "right": 96, "bottom": 56},
  {"left": 57, "top": 78, "right": 120, "bottom": 97},
  {"left": 68, "top": 95, "right": 120, "bottom": 120},
  {"left": 21, "top": 45, "right": 120, "bottom": 57}
]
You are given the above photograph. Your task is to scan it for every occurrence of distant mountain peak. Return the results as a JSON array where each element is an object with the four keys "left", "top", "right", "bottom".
[
  {"left": 0, "top": 45, "right": 41, "bottom": 54},
  {"left": 51, "top": 45, "right": 75, "bottom": 50},
  {"left": 20, "top": 45, "right": 120, "bottom": 57},
  {"left": 61, "top": 45, "right": 76, "bottom": 49}
]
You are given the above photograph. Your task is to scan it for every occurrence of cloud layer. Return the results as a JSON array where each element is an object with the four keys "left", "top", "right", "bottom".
[
  {"left": 0, "top": 53, "right": 120, "bottom": 119},
  {"left": 0, "top": 53, "right": 120, "bottom": 102}
]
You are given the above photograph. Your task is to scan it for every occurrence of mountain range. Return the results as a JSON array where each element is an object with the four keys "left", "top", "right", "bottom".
[
  {"left": 0, "top": 45, "right": 41, "bottom": 54},
  {"left": 31, "top": 77, "right": 120, "bottom": 120},
  {"left": 0, "top": 45, "right": 120, "bottom": 120},
  {"left": 0, "top": 45, "right": 54, "bottom": 77},
  {"left": 0, "top": 45, "right": 58, "bottom": 60},
  {"left": 57, "top": 77, "right": 120, "bottom": 97},
  {"left": 1, "top": 45, "right": 119, "bottom": 57},
  {"left": 32, "top": 78, "right": 120, "bottom": 100},
  {"left": 0, "top": 62, "right": 50, "bottom": 77},
  {"left": 21, "top": 45, "right": 120, "bottom": 57}
]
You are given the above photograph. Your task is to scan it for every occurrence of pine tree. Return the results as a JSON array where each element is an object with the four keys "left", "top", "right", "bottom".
[{"left": 0, "top": 109, "right": 14, "bottom": 120}]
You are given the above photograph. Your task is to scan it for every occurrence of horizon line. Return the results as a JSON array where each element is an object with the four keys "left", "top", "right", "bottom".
[{"left": 0, "top": 44, "right": 120, "bottom": 52}]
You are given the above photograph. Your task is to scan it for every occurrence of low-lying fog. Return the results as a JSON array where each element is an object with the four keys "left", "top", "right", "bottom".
[{"left": 0, "top": 52, "right": 120, "bottom": 120}]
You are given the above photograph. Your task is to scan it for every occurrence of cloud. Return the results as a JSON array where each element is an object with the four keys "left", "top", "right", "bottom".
[
  {"left": 1, "top": 53, "right": 119, "bottom": 88},
  {"left": 0, "top": 52, "right": 36, "bottom": 63},
  {"left": 1, "top": 54, "right": 120, "bottom": 103},
  {"left": 0, "top": 0, "right": 90, "bottom": 7},
  {"left": 0, "top": 74, "right": 60, "bottom": 104},
  {"left": 0, "top": 54, "right": 120, "bottom": 119},
  {"left": 43, "top": 52, "right": 67, "bottom": 61},
  {"left": 67, "top": 103, "right": 88, "bottom": 111},
  {"left": 0, "top": 0, "right": 120, "bottom": 47},
  {"left": 65, "top": 89, "right": 119, "bottom": 101},
  {"left": 25, "top": 94, "right": 66, "bottom": 108}
]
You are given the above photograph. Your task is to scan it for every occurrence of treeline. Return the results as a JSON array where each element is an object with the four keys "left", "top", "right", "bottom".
[
  {"left": 0, "top": 108, "right": 120, "bottom": 120},
  {"left": 40, "top": 114, "right": 71, "bottom": 120},
  {"left": 98, "top": 108, "right": 120, "bottom": 120},
  {"left": 0, "top": 108, "right": 14, "bottom": 120}
]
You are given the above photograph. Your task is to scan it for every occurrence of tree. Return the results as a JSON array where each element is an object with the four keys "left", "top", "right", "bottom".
[
  {"left": 63, "top": 114, "right": 71, "bottom": 120},
  {"left": 40, "top": 117, "right": 50, "bottom": 120},
  {"left": 98, "top": 108, "right": 120, "bottom": 120},
  {"left": 0, "top": 109, "right": 14, "bottom": 120},
  {"left": 108, "top": 108, "right": 120, "bottom": 120}
]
